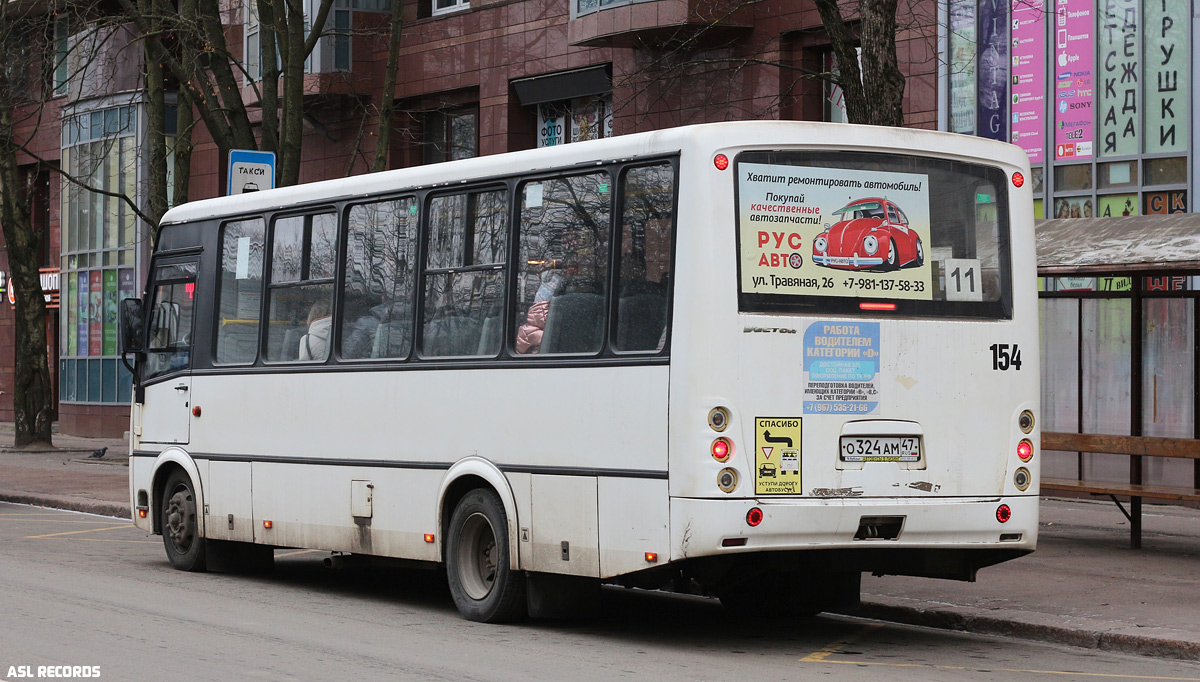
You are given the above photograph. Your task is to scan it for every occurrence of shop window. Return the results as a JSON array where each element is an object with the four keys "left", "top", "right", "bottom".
[
  {"left": 59, "top": 104, "right": 141, "bottom": 405},
  {"left": 536, "top": 95, "right": 612, "bottom": 148},
  {"left": 1144, "top": 157, "right": 1187, "bottom": 186},
  {"left": 1098, "top": 161, "right": 1138, "bottom": 190},
  {"left": 1052, "top": 197, "right": 1093, "bottom": 219},
  {"left": 1053, "top": 165, "right": 1092, "bottom": 192}
]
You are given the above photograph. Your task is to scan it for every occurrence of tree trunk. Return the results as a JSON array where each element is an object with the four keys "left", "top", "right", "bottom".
[
  {"left": 142, "top": 0, "right": 169, "bottom": 228},
  {"left": 813, "top": 0, "right": 905, "bottom": 127},
  {"left": 0, "top": 106, "right": 54, "bottom": 448},
  {"left": 371, "top": 0, "right": 404, "bottom": 173},
  {"left": 858, "top": 0, "right": 904, "bottom": 127}
]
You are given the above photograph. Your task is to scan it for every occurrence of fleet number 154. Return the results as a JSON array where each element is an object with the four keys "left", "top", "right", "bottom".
[{"left": 989, "top": 343, "right": 1022, "bottom": 371}]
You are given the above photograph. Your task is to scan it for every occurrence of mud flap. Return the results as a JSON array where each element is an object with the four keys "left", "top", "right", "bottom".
[{"left": 526, "top": 572, "right": 600, "bottom": 619}]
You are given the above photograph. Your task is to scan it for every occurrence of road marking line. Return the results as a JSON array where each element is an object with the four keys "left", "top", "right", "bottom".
[
  {"left": 2, "top": 518, "right": 125, "bottom": 525},
  {"left": 800, "top": 623, "right": 883, "bottom": 662},
  {"left": 275, "top": 548, "right": 324, "bottom": 558},
  {"left": 0, "top": 513, "right": 79, "bottom": 517},
  {"left": 26, "top": 524, "right": 131, "bottom": 539},
  {"left": 804, "top": 658, "right": 1200, "bottom": 680},
  {"left": 72, "top": 538, "right": 159, "bottom": 544}
]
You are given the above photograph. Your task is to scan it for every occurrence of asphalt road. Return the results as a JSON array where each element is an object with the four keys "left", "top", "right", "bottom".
[{"left": 2, "top": 502, "right": 1199, "bottom": 682}]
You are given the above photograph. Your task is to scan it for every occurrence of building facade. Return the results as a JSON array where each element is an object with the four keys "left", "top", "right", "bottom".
[{"left": 0, "top": 0, "right": 1195, "bottom": 437}]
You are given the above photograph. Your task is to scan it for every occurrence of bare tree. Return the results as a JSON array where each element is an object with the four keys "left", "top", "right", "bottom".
[
  {"left": 0, "top": 1, "right": 58, "bottom": 446},
  {"left": 118, "top": 0, "right": 335, "bottom": 188}
]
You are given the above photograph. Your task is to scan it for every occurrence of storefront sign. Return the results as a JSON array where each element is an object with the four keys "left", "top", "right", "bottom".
[
  {"left": 1011, "top": 0, "right": 1046, "bottom": 162},
  {"left": 1099, "top": 0, "right": 1139, "bottom": 156},
  {"left": 949, "top": 0, "right": 977, "bottom": 135},
  {"left": 1, "top": 268, "right": 61, "bottom": 309},
  {"left": 975, "top": 0, "right": 1009, "bottom": 142},
  {"left": 1144, "top": 0, "right": 1189, "bottom": 153}
]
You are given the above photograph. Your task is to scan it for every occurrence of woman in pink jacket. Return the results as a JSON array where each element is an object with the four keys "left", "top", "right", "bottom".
[{"left": 515, "top": 270, "right": 564, "bottom": 354}]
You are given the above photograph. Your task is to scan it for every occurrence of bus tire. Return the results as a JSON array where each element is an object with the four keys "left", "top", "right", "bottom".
[
  {"left": 161, "top": 469, "right": 207, "bottom": 572},
  {"left": 446, "top": 488, "right": 527, "bottom": 623}
]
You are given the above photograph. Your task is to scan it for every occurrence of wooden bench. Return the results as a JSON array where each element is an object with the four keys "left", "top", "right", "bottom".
[{"left": 1040, "top": 432, "right": 1200, "bottom": 548}]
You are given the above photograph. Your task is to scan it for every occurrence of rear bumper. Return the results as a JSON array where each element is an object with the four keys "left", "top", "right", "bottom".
[{"left": 670, "top": 494, "right": 1038, "bottom": 560}]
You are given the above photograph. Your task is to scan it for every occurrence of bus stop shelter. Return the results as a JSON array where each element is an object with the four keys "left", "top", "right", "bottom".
[{"left": 1037, "top": 214, "right": 1200, "bottom": 545}]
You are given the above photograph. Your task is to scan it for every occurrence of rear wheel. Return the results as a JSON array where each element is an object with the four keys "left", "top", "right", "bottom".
[
  {"left": 446, "top": 489, "right": 527, "bottom": 622},
  {"left": 161, "top": 469, "right": 206, "bottom": 572}
]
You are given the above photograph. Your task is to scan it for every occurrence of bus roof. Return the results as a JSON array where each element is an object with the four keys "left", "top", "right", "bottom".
[{"left": 160, "top": 121, "right": 1030, "bottom": 226}]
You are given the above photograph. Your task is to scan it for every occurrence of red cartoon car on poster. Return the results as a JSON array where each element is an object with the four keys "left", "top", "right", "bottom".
[{"left": 812, "top": 198, "right": 924, "bottom": 271}]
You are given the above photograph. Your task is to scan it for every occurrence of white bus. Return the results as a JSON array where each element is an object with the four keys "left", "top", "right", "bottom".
[{"left": 123, "top": 121, "right": 1039, "bottom": 622}]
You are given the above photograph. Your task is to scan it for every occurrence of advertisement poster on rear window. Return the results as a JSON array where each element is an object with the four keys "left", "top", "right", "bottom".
[{"left": 738, "top": 163, "right": 934, "bottom": 300}]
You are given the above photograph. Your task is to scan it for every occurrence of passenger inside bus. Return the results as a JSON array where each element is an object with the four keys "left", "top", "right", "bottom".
[
  {"left": 298, "top": 299, "right": 332, "bottom": 361},
  {"left": 515, "top": 269, "right": 565, "bottom": 353}
]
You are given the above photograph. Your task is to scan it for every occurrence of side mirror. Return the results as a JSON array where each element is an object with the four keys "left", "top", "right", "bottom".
[{"left": 120, "top": 297, "right": 145, "bottom": 355}]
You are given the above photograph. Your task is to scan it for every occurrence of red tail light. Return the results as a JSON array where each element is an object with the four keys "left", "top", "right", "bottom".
[
  {"left": 711, "top": 437, "right": 732, "bottom": 462},
  {"left": 746, "top": 507, "right": 764, "bottom": 527},
  {"left": 996, "top": 504, "right": 1011, "bottom": 523}
]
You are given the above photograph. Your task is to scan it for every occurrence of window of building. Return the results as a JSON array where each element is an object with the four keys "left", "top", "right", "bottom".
[
  {"left": 432, "top": 0, "right": 469, "bottom": 15},
  {"left": 244, "top": 0, "right": 388, "bottom": 81},
  {"left": 573, "top": 0, "right": 651, "bottom": 17},
  {"left": 59, "top": 103, "right": 143, "bottom": 405},
  {"left": 54, "top": 16, "right": 70, "bottom": 97},
  {"left": 422, "top": 108, "right": 478, "bottom": 163},
  {"left": 421, "top": 188, "right": 507, "bottom": 357}
]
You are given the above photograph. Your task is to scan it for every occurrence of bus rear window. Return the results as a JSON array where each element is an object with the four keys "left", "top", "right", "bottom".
[{"left": 735, "top": 151, "right": 1012, "bottom": 319}]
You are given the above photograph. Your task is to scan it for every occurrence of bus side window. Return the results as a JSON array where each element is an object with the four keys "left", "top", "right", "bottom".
[
  {"left": 615, "top": 163, "right": 674, "bottom": 352},
  {"left": 340, "top": 198, "right": 419, "bottom": 360},
  {"left": 214, "top": 218, "right": 266, "bottom": 364},
  {"left": 514, "top": 172, "right": 611, "bottom": 355},
  {"left": 265, "top": 213, "right": 338, "bottom": 362},
  {"left": 421, "top": 189, "right": 507, "bottom": 358}
]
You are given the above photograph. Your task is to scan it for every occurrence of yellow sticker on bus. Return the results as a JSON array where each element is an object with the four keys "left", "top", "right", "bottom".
[{"left": 755, "top": 417, "right": 802, "bottom": 495}]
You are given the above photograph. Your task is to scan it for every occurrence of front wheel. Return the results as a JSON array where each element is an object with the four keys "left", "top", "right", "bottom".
[
  {"left": 446, "top": 489, "right": 527, "bottom": 622},
  {"left": 885, "top": 238, "right": 899, "bottom": 270},
  {"left": 161, "top": 469, "right": 206, "bottom": 572}
]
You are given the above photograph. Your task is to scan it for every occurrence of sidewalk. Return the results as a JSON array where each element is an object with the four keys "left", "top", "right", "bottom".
[{"left": 1, "top": 426, "right": 1198, "bottom": 661}]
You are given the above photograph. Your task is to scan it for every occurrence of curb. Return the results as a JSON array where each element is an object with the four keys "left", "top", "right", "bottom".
[
  {"left": 836, "top": 601, "right": 1200, "bottom": 662},
  {"left": 0, "top": 491, "right": 128, "bottom": 520}
]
